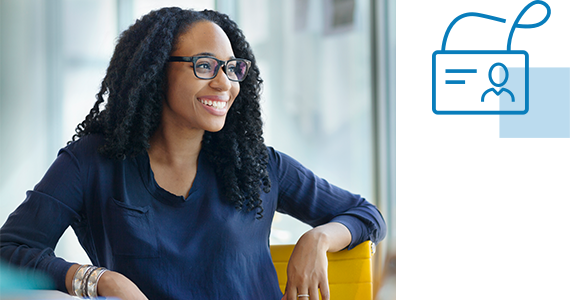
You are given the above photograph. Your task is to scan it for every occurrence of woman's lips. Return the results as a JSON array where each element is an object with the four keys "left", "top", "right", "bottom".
[{"left": 197, "top": 97, "right": 229, "bottom": 116}]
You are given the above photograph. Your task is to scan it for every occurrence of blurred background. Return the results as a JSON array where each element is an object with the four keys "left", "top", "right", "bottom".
[{"left": 0, "top": 0, "right": 395, "bottom": 298}]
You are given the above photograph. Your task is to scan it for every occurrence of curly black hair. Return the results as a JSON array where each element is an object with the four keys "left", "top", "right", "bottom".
[{"left": 72, "top": 8, "right": 271, "bottom": 218}]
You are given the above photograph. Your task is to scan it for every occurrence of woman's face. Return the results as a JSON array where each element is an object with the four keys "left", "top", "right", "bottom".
[{"left": 163, "top": 21, "right": 240, "bottom": 133}]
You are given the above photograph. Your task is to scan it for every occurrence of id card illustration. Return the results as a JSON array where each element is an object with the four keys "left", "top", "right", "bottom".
[{"left": 432, "top": 0, "right": 550, "bottom": 115}]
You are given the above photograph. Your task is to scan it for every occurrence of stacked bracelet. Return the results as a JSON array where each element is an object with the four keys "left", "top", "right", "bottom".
[
  {"left": 86, "top": 267, "right": 108, "bottom": 297},
  {"left": 71, "top": 265, "right": 108, "bottom": 298},
  {"left": 72, "top": 265, "right": 92, "bottom": 297}
]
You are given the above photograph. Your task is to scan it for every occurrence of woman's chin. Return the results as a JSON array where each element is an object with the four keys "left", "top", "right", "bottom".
[{"left": 204, "top": 122, "right": 226, "bottom": 133}]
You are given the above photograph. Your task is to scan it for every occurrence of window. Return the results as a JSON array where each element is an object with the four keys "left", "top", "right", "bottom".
[{"left": 223, "top": 0, "right": 377, "bottom": 245}]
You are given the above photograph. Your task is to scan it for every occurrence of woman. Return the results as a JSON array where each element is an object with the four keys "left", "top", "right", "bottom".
[{"left": 0, "top": 8, "right": 385, "bottom": 300}]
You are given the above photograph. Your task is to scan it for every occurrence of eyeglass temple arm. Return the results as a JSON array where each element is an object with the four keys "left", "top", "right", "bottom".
[{"left": 168, "top": 56, "right": 194, "bottom": 62}]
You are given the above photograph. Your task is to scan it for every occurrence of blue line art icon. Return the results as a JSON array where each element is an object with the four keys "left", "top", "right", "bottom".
[
  {"left": 481, "top": 63, "right": 515, "bottom": 102},
  {"left": 432, "top": 0, "right": 551, "bottom": 115}
]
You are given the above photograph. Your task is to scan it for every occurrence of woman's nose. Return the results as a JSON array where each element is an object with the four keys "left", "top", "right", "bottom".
[{"left": 209, "top": 65, "right": 232, "bottom": 91}]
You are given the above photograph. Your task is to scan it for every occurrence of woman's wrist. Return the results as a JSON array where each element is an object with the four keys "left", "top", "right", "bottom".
[
  {"left": 97, "top": 271, "right": 118, "bottom": 296},
  {"left": 96, "top": 270, "right": 149, "bottom": 300},
  {"left": 65, "top": 264, "right": 81, "bottom": 295},
  {"left": 302, "top": 227, "right": 333, "bottom": 252},
  {"left": 302, "top": 222, "right": 352, "bottom": 253}
]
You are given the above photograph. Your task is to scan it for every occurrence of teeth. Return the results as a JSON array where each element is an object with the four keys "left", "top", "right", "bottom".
[{"left": 199, "top": 99, "right": 227, "bottom": 109}]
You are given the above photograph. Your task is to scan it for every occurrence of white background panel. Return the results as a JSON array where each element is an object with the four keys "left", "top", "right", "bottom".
[{"left": 398, "top": 0, "right": 570, "bottom": 299}]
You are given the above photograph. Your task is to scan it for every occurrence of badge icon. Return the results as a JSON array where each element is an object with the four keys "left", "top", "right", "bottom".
[{"left": 432, "top": 0, "right": 551, "bottom": 115}]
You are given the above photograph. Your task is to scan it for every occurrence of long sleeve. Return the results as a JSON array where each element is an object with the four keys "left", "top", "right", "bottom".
[
  {"left": 0, "top": 148, "right": 85, "bottom": 293},
  {"left": 269, "top": 147, "right": 386, "bottom": 249}
]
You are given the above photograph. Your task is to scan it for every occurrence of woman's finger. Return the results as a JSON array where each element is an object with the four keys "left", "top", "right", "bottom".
[
  {"left": 308, "top": 284, "right": 319, "bottom": 300},
  {"left": 282, "top": 281, "right": 290, "bottom": 300},
  {"left": 285, "top": 283, "right": 301, "bottom": 300},
  {"left": 319, "top": 277, "right": 330, "bottom": 300}
]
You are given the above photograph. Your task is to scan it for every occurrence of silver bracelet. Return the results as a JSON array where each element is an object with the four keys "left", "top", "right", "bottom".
[
  {"left": 72, "top": 265, "right": 94, "bottom": 297},
  {"left": 86, "top": 267, "right": 108, "bottom": 298},
  {"left": 82, "top": 266, "right": 98, "bottom": 297}
]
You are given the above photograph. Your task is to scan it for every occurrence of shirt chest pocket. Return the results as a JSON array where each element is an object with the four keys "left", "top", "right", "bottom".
[{"left": 104, "top": 198, "right": 159, "bottom": 258}]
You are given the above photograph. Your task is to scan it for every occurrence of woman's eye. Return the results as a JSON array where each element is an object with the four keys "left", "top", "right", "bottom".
[
  {"left": 196, "top": 63, "right": 212, "bottom": 70},
  {"left": 227, "top": 62, "right": 243, "bottom": 75}
]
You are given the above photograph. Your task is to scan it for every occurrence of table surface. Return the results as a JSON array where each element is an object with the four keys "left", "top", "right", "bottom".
[{"left": 0, "top": 289, "right": 120, "bottom": 300}]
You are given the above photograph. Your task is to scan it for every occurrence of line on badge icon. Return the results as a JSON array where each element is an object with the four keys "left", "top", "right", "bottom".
[
  {"left": 445, "top": 80, "right": 466, "bottom": 85},
  {"left": 446, "top": 69, "right": 477, "bottom": 74}
]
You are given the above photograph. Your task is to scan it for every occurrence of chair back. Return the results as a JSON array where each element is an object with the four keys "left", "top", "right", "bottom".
[{"left": 270, "top": 241, "right": 374, "bottom": 300}]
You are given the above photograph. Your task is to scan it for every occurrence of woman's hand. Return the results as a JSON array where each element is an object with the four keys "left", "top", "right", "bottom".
[
  {"left": 282, "top": 230, "right": 330, "bottom": 300},
  {"left": 281, "top": 222, "right": 352, "bottom": 300},
  {"left": 97, "top": 271, "right": 148, "bottom": 300}
]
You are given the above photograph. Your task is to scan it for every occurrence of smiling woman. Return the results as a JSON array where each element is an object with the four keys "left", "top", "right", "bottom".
[
  {"left": 0, "top": 7, "right": 386, "bottom": 300},
  {"left": 149, "top": 21, "right": 242, "bottom": 200}
]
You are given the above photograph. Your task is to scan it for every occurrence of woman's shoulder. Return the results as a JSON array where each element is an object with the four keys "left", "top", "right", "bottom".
[
  {"left": 265, "top": 146, "right": 283, "bottom": 166},
  {"left": 66, "top": 133, "right": 104, "bottom": 150},
  {"left": 265, "top": 146, "right": 310, "bottom": 176},
  {"left": 62, "top": 133, "right": 107, "bottom": 161}
]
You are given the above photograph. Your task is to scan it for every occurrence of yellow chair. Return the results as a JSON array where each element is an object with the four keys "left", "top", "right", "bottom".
[{"left": 270, "top": 241, "right": 375, "bottom": 300}]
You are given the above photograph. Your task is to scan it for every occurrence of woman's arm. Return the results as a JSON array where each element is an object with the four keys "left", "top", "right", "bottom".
[
  {"left": 268, "top": 147, "right": 386, "bottom": 299},
  {"left": 270, "top": 147, "right": 386, "bottom": 247},
  {"left": 282, "top": 222, "right": 351, "bottom": 300},
  {"left": 2, "top": 145, "right": 88, "bottom": 293}
]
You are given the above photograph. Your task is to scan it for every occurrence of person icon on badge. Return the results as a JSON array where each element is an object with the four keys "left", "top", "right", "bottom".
[{"left": 481, "top": 62, "right": 515, "bottom": 102}]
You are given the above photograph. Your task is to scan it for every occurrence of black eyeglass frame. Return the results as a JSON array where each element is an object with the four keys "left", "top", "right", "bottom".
[{"left": 168, "top": 56, "right": 251, "bottom": 82}]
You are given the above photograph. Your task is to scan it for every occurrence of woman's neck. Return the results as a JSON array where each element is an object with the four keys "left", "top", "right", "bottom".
[
  {"left": 147, "top": 125, "right": 204, "bottom": 198},
  {"left": 148, "top": 124, "right": 204, "bottom": 166}
]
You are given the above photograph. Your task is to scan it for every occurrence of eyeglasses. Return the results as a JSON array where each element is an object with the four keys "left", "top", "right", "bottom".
[{"left": 168, "top": 56, "right": 251, "bottom": 82}]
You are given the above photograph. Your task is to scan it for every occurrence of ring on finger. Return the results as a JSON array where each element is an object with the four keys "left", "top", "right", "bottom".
[{"left": 297, "top": 294, "right": 310, "bottom": 298}]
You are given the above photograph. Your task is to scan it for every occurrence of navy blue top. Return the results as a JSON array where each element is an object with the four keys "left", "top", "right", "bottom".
[{"left": 0, "top": 134, "right": 386, "bottom": 299}]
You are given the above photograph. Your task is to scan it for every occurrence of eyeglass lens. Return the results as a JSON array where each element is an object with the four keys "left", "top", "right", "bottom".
[{"left": 194, "top": 57, "right": 248, "bottom": 81}]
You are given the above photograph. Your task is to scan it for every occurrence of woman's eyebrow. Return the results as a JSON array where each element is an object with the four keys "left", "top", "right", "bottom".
[
  {"left": 193, "top": 52, "right": 216, "bottom": 57},
  {"left": 192, "top": 52, "right": 236, "bottom": 59}
]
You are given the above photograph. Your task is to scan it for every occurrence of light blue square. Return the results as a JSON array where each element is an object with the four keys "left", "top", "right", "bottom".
[{"left": 500, "top": 68, "right": 570, "bottom": 138}]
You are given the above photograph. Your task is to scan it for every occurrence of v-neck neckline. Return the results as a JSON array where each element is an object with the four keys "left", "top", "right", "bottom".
[{"left": 136, "top": 149, "right": 205, "bottom": 206}]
